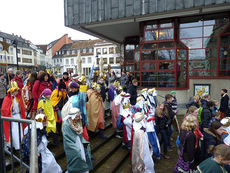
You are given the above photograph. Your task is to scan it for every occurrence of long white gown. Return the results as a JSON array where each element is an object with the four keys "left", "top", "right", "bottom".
[{"left": 37, "top": 135, "right": 62, "bottom": 173}]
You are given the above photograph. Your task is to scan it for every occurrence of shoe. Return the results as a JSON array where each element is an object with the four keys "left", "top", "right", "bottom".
[
  {"left": 115, "top": 134, "right": 123, "bottom": 139},
  {"left": 98, "top": 130, "right": 108, "bottom": 139}
]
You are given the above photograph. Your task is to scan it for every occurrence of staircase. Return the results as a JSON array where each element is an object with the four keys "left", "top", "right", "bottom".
[{"left": 5, "top": 114, "right": 132, "bottom": 173}]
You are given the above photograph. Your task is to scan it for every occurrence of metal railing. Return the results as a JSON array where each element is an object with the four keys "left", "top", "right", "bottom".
[{"left": 0, "top": 116, "right": 38, "bottom": 173}]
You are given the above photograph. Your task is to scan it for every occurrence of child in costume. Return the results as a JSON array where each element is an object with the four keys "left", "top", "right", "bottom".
[
  {"left": 62, "top": 108, "right": 93, "bottom": 173},
  {"left": 23, "top": 114, "right": 62, "bottom": 173},
  {"left": 2, "top": 81, "right": 27, "bottom": 150},
  {"left": 132, "top": 112, "right": 155, "bottom": 173},
  {"left": 86, "top": 83, "right": 106, "bottom": 138},
  {"left": 37, "top": 88, "right": 57, "bottom": 145}
]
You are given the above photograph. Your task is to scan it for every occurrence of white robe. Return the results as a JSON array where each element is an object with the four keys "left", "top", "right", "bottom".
[{"left": 38, "top": 136, "right": 62, "bottom": 173}]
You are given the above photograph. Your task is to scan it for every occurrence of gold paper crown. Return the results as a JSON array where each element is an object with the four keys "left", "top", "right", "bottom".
[
  {"left": 136, "top": 96, "right": 144, "bottom": 103},
  {"left": 141, "top": 88, "right": 148, "bottom": 94},
  {"left": 122, "top": 103, "right": 130, "bottom": 109},
  {"left": 134, "top": 112, "right": 145, "bottom": 122},
  {"left": 92, "top": 82, "right": 101, "bottom": 90},
  {"left": 119, "top": 86, "right": 123, "bottom": 90},
  {"left": 7, "top": 81, "right": 19, "bottom": 94},
  {"left": 35, "top": 114, "right": 47, "bottom": 123},
  {"left": 113, "top": 81, "right": 119, "bottom": 87},
  {"left": 46, "top": 70, "right": 53, "bottom": 75},
  {"left": 120, "top": 91, "right": 126, "bottom": 96},
  {"left": 148, "top": 88, "right": 156, "bottom": 93},
  {"left": 79, "top": 76, "right": 86, "bottom": 82}
]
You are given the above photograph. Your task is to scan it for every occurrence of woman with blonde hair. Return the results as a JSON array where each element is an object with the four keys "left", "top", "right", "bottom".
[{"left": 175, "top": 115, "right": 197, "bottom": 172}]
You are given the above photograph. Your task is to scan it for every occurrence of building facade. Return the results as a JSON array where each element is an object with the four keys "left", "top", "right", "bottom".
[{"left": 64, "top": 0, "right": 230, "bottom": 103}]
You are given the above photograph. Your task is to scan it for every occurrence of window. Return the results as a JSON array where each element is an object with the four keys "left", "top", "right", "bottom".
[
  {"left": 54, "top": 59, "right": 56, "bottom": 63},
  {"left": 109, "top": 57, "right": 114, "bottom": 64},
  {"left": 60, "top": 59, "right": 62, "bottom": 63},
  {"left": 0, "top": 44, "right": 2, "bottom": 51},
  {"left": 65, "top": 59, "right": 69, "bottom": 65},
  {"left": 72, "top": 50, "right": 76, "bottom": 54},
  {"left": 9, "top": 47, "right": 13, "bottom": 54},
  {"left": 88, "top": 57, "right": 92, "bottom": 63},
  {"left": 83, "top": 67, "right": 91, "bottom": 76},
  {"left": 109, "top": 47, "right": 114, "bottom": 54},
  {"left": 103, "top": 48, "right": 107, "bottom": 54},
  {"left": 57, "top": 59, "right": 59, "bottom": 63},
  {"left": 83, "top": 49, "right": 86, "bottom": 54},
  {"left": 17, "top": 49, "right": 20, "bottom": 54},
  {"left": 103, "top": 58, "right": 107, "bottom": 64},
  {"left": 71, "top": 58, "right": 74, "bottom": 64},
  {"left": 123, "top": 14, "right": 230, "bottom": 89},
  {"left": 89, "top": 48, "right": 93, "bottom": 53},
  {"left": 22, "top": 49, "right": 32, "bottom": 55},
  {"left": 22, "top": 58, "right": 32, "bottom": 63},
  {"left": 82, "top": 58, "right": 85, "bottom": 63},
  {"left": 97, "top": 57, "right": 100, "bottom": 65},
  {"left": 115, "top": 47, "right": 120, "bottom": 53},
  {"left": 116, "top": 57, "right": 120, "bottom": 64},
  {"left": 18, "top": 58, "right": 21, "bottom": 62},
  {"left": 96, "top": 48, "right": 101, "bottom": 55},
  {"left": 67, "top": 50, "right": 71, "bottom": 55},
  {"left": 0, "top": 37, "right": 3, "bottom": 41}
]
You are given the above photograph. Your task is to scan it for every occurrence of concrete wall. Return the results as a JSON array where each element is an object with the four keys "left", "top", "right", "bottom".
[
  {"left": 155, "top": 79, "right": 230, "bottom": 107},
  {"left": 65, "top": 0, "right": 229, "bottom": 25}
]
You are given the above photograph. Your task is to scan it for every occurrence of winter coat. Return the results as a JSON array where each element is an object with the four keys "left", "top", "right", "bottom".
[
  {"left": 0, "top": 78, "right": 7, "bottom": 99},
  {"left": 219, "top": 93, "right": 229, "bottom": 113},
  {"left": 127, "top": 84, "right": 137, "bottom": 105},
  {"left": 186, "top": 100, "right": 200, "bottom": 109},
  {"left": 179, "top": 130, "right": 196, "bottom": 163},
  {"left": 155, "top": 114, "right": 169, "bottom": 132},
  {"left": 164, "top": 101, "right": 176, "bottom": 125},
  {"left": 32, "top": 80, "right": 52, "bottom": 111},
  {"left": 171, "top": 96, "right": 177, "bottom": 112},
  {"left": 119, "top": 74, "right": 129, "bottom": 87},
  {"left": 98, "top": 82, "right": 107, "bottom": 102},
  {"left": 109, "top": 75, "right": 116, "bottom": 84},
  {"left": 200, "top": 108, "right": 212, "bottom": 131}
]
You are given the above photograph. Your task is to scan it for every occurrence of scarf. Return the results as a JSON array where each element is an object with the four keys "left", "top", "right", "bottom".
[{"left": 69, "top": 119, "right": 83, "bottom": 135}]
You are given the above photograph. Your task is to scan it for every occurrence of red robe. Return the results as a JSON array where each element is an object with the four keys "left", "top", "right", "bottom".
[{"left": 1, "top": 94, "right": 26, "bottom": 143}]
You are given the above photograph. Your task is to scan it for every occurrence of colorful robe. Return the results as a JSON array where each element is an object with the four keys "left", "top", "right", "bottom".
[
  {"left": 22, "top": 80, "right": 34, "bottom": 113},
  {"left": 38, "top": 96, "right": 56, "bottom": 133},
  {"left": 62, "top": 120, "right": 93, "bottom": 173},
  {"left": 50, "top": 89, "right": 67, "bottom": 122},
  {"left": 86, "top": 89, "right": 104, "bottom": 132},
  {"left": 2, "top": 94, "right": 26, "bottom": 144}
]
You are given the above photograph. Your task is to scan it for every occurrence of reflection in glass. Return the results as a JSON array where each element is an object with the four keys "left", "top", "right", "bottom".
[
  {"left": 204, "top": 20, "right": 215, "bottom": 25},
  {"left": 142, "top": 72, "right": 157, "bottom": 87},
  {"left": 177, "top": 49, "right": 187, "bottom": 60},
  {"left": 145, "top": 30, "right": 158, "bottom": 41},
  {"left": 180, "top": 20, "right": 202, "bottom": 28},
  {"left": 219, "top": 47, "right": 230, "bottom": 76},
  {"left": 189, "top": 49, "right": 205, "bottom": 60},
  {"left": 204, "top": 26, "right": 214, "bottom": 37},
  {"left": 134, "top": 52, "right": 140, "bottom": 62},
  {"left": 125, "top": 65, "right": 134, "bottom": 72},
  {"left": 142, "top": 43, "right": 157, "bottom": 50},
  {"left": 180, "top": 27, "right": 202, "bottom": 38},
  {"left": 159, "top": 42, "right": 174, "bottom": 49},
  {"left": 181, "top": 38, "right": 202, "bottom": 49},
  {"left": 142, "top": 50, "right": 157, "bottom": 60},
  {"left": 203, "top": 37, "right": 217, "bottom": 48},
  {"left": 221, "top": 35, "right": 230, "bottom": 47},
  {"left": 159, "top": 62, "right": 174, "bottom": 70},
  {"left": 158, "top": 72, "right": 175, "bottom": 87},
  {"left": 158, "top": 49, "right": 175, "bottom": 60},
  {"left": 142, "top": 62, "right": 156, "bottom": 71},
  {"left": 189, "top": 60, "right": 217, "bottom": 76},
  {"left": 160, "top": 23, "right": 172, "bottom": 28},
  {"left": 146, "top": 24, "right": 158, "bottom": 29},
  {"left": 159, "top": 29, "right": 174, "bottom": 40},
  {"left": 178, "top": 61, "right": 187, "bottom": 71}
]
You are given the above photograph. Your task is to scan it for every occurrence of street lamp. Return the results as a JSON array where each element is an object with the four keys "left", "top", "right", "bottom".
[{"left": 12, "top": 40, "right": 19, "bottom": 70}]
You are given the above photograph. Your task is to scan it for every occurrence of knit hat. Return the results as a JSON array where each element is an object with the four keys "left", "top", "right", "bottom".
[
  {"left": 70, "top": 82, "right": 79, "bottom": 88},
  {"left": 58, "top": 80, "right": 66, "bottom": 90},
  {"left": 171, "top": 91, "right": 176, "bottom": 95},
  {"left": 63, "top": 72, "right": 69, "bottom": 76},
  {"left": 42, "top": 88, "right": 52, "bottom": 96}
]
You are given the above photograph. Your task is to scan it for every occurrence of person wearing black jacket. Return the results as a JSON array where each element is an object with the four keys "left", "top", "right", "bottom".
[
  {"left": 219, "top": 89, "right": 229, "bottom": 119},
  {"left": 164, "top": 94, "right": 176, "bottom": 147},
  {"left": 98, "top": 77, "right": 108, "bottom": 102},
  {"left": 200, "top": 101, "right": 215, "bottom": 132},
  {"left": 177, "top": 115, "right": 197, "bottom": 171},
  {"left": 127, "top": 79, "right": 138, "bottom": 105},
  {"left": 155, "top": 103, "right": 170, "bottom": 159}
]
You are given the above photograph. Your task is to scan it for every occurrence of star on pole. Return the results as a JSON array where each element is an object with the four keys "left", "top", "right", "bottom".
[{"left": 0, "top": 39, "right": 10, "bottom": 53}]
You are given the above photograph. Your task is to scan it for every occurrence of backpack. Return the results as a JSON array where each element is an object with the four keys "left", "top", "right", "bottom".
[{"left": 198, "top": 107, "right": 203, "bottom": 123}]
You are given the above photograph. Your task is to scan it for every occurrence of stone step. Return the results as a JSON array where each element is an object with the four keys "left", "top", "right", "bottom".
[
  {"left": 114, "top": 154, "right": 132, "bottom": 173},
  {"left": 93, "top": 146, "right": 130, "bottom": 173},
  {"left": 92, "top": 137, "right": 122, "bottom": 169}
]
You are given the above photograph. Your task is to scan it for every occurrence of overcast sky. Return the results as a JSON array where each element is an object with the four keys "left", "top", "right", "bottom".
[{"left": 0, "top": 0, "right": 96, "bottom": 45}]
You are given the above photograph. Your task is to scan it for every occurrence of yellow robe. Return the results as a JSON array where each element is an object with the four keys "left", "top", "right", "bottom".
[
  {"left": 38, "top": 98, "right": 56, "bottom": 133},
  {"left": 50, "top": 89, "right": 67, "bottom": 121}
]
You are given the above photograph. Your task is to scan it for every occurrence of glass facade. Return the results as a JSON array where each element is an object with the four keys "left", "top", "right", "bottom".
[{"left": 123, "top": 13, "right": 230, "bottom": 89}]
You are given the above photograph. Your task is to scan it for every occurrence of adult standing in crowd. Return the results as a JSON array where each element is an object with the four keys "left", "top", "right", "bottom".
[
  {"left": 109, "top": 71, "right": 116, "bottom": 85},
  {"left": 120, "top": 71, "right": 129, "bottom": 92},
  {"left": 127, "top": 79, "right": 138, "bottom": 106},
  {"left": 4, "top": 68, "right": 15, "bottom": 89},
  {"left": 0, "top": 73, "right": 7, "bottom": 109},
  {"left": 21, "top": 72, "right": 37, "bottom": 118},
  {"left": 11, "top": 70, "right": 23, "bottom": 95},
  {"left": 219, "top": 89, "right": 229, "bottom": 119},
  {"left": 32, "top": 72, "right": 52, "bottom": 119},
  {"left": 58, "top": 72, "right": 71, "bottom": 90}
]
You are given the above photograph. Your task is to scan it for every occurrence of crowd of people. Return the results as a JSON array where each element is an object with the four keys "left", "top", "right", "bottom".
[{"left": 1, "top": 68, "right": 230, "bottom": 173}]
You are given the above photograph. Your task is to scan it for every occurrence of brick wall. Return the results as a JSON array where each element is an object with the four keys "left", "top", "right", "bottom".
[{"left": 52, "top": 34, "right": 73, "bottom": 57}]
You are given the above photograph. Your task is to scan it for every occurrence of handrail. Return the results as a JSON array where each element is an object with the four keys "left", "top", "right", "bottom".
[{"left": 0, "top": 117, "right": 38, "bottom": 173}]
